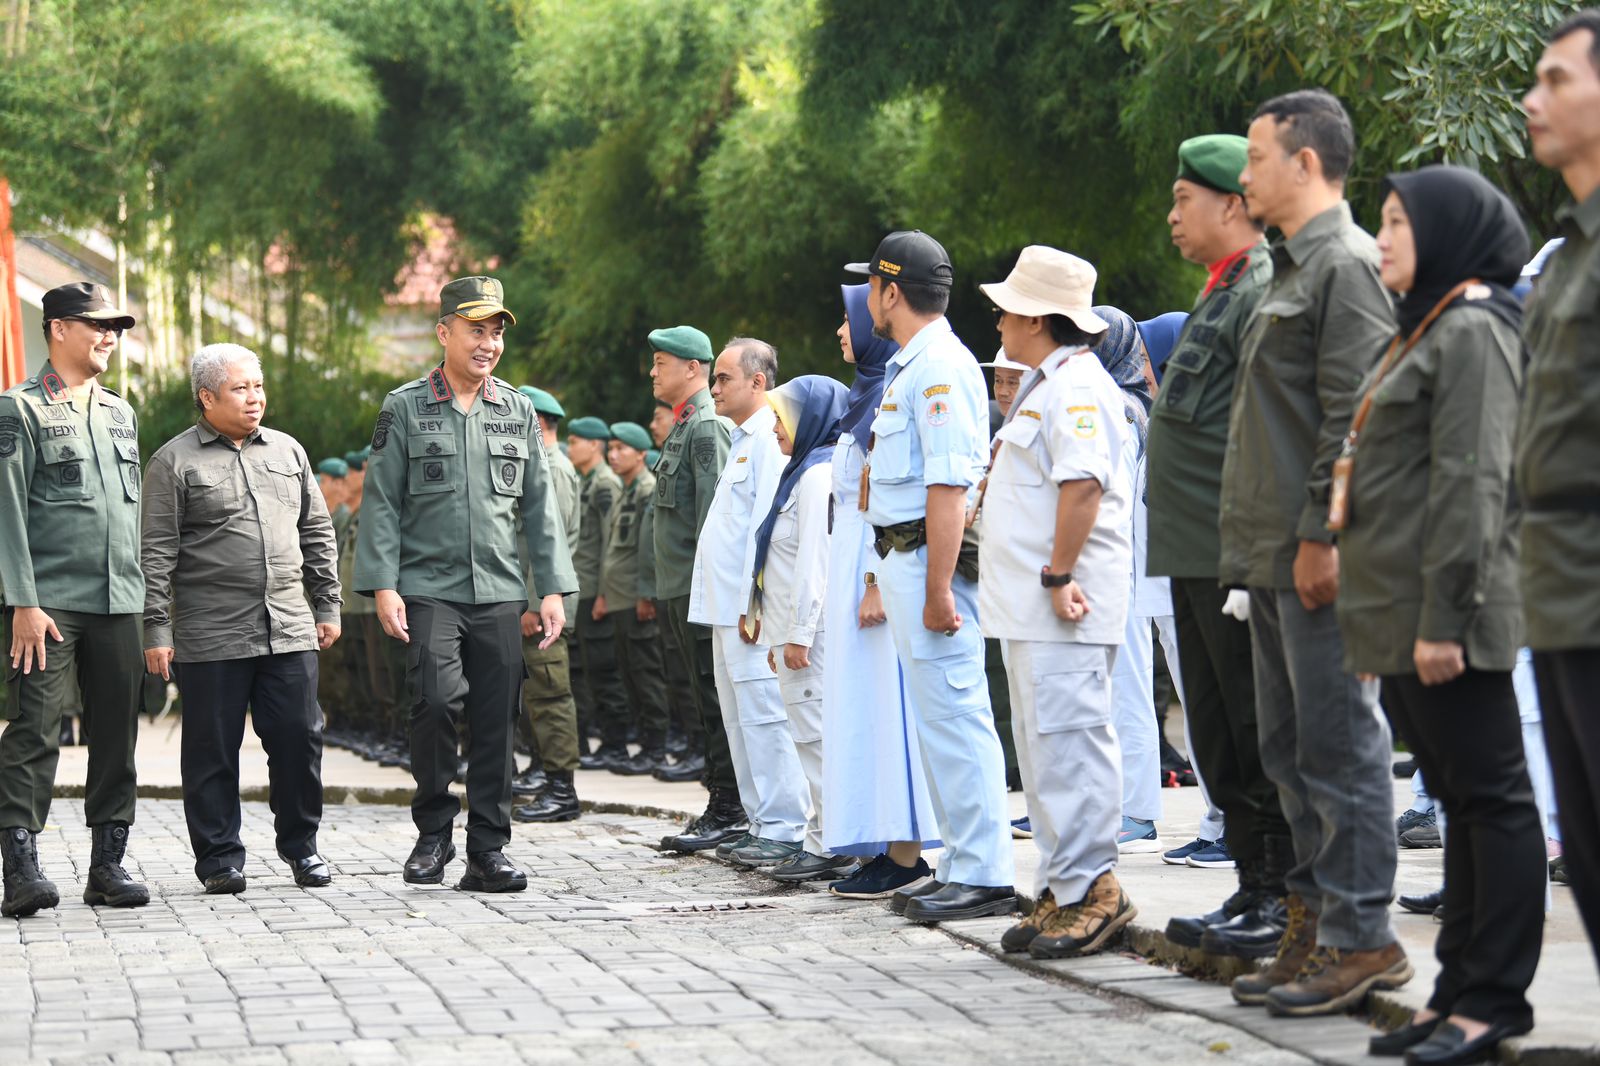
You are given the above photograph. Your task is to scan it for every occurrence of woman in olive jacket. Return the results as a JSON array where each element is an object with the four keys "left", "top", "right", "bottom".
[{"left": 1336, "top": 165, "right": 1543, "bottom": 1066}]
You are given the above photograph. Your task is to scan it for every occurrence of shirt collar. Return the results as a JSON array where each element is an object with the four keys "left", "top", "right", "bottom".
[
  {"left": 888, "top": 317, "right": 954, "bottom": 369},
  {"left": 1279, "top": 201, "right": 1354, "bottom": 267},
  {"left": 1558, "top": 184, "right": 1600, "bottom": 240},
  {"left": 733, "top": 404, "right": 775, "bottom": 440},
  {"left": 196, "top": 417, "right": 263, "bottom": 447}
]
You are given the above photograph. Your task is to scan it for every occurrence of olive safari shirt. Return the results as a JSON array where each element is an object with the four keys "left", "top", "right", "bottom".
[
  {"left": 1338, "top": 306, "right": 1523, "bottom": 675},
  {"left": 141, "top": 420, "right": 341, "bottom": 661},
  {"left": 0, "top": 366, "right": 143, "bottom": 614},
  {"left": 600, "top": 470, "right": 658, "bottom": 605},
  {"left": 1218, "top": 203, "right": 1395, "bottom": 589},
  {"left": 1146, "top": 240, "right": 1271, "bottom": 579},
  {"left": 652, "top": 388, "right": 730, "bottom": 600},
  {"left": 355, "top": 367, "right": 576, "bottom": 607},
  {"left": 1516, "top": 186, "right": 1600, "bottom": 651},
  {"left": 574, "top": 462, "right": 621, "bottom": 599}
]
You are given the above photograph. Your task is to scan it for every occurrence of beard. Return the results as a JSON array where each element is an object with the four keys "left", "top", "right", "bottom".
[{"left": 871, "top": 319, "right": 894, "bottom": 341}]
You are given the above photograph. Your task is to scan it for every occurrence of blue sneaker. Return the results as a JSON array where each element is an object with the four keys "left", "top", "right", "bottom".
[
  {"left": 1185, "top": 838, "right": 1235, "bottom": 869},
  {"left": 828, "top": 854, "right": 934, "bottom": 900},
  {"left": 1010, "top": 817, "right": 1033, "bottom": 839},
  {"left": 1116, "top": 816, "right": 1163, "bottom": 854},
  {"left": 1160, "top": 837, "right": 1214, "bottom": 866}
]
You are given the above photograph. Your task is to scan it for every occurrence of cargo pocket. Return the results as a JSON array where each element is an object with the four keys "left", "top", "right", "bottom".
[
  {"left": 919, "top": 653, "right": 986, "bottom": 721},
  {"left": 1030, "top": 647, "right": 1112, "bottom": 734},
  {"left": 653, "top": 452, "right": 680, "bottom": 511},
  {"left": 2, "top": 659, "right": 21, "bottom": 722},
  {"left": 1155, "top": 345, "right": 1215, "bottom": 424},
  {"left": 115, "top": 441, "right": 141, "bottom": 502},
  {"left": 487, "top": 435, "right": 526, "bottom": 497},
  {"left": 408, "top": 435, "right": 458, "bottom": 496},
  {"left": 262, "top": 458, "right": 303, "bottom": 507},
  {"left": 868, "top": 411, "right": 915, "bottom": 482},
  {"left": 39, "top": 438, "right": 90, "bottom": 501}
]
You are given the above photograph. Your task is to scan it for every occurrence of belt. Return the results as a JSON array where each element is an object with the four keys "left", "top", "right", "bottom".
[
  {"left": 1526, "top": 493, "right": 1600, "bottom": 516},
  {"left": 872, "top": 520, "right": 981, "bottom": 583}
]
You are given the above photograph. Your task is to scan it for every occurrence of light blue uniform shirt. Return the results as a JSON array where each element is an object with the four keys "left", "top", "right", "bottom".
[{"left": 863, "top": 318, "right": 989, "bottom": 526}]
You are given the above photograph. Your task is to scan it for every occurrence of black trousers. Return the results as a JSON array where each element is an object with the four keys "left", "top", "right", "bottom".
[
  {"left": 1171, "top": 578, "right": 1287, "bottom": 865},
  {"left": 403, "top": 598, "right": 521, "bottom": 854},
  {"left": 1382, "top": 669, "right": 1543, "bottom": 1028},
  {"left": 1533, "top": 649, "right": 1600, "bottom": 975},
  {"left": 663, "top": 594, "right": 736, "bottom": 793},
  {"left": 574, "top": 598, "right": 631, "bottom": 748},
  {"left": 175, "top": 651, "right": 324, "bottom": 881}
]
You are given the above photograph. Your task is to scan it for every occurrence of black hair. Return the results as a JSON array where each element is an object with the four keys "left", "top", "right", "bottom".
[
  {"left": 1251, "top": 89, "right": 1356, "bottom": 182},
  {"left": 41, "top": 318, "right": 55, "bottom": 344},
  {"left": 724, "top": 336, "right": 779, "bottom": 389},
  {"left": 1046, "top": 316, "right": 1107, "bottom": 350},
  {"left": 1551, "top": 8, "right": 1600, "bottom": 72},
  {"left": 891, "top": 279, "right": 951, "bottom": 316}
]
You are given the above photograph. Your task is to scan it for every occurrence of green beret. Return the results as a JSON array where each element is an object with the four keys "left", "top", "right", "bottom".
[
  {"left": 343, "top": 449, "right": 365, "bottom": 471},
  {"left": 518, "top": 384, "right": 566, "bottom": 419},
  {"left": 358, "top": 444, "right": 372, "bottom": 463},
  {"left": 1177, "top": 134, "right": 1249, "bottom": 196},
  {"left": 608, "top": 421, "right": 652, "bottom": 452},
  {"left": 567, "top": 416, "right": 611, "bottom": 441},
  {"left": 646, "top": 448, "right": 661, "bottom": 469},
  {"left": 317, "top": 458, "right": 349, "bottom": 478},
  {"left": 648, "top": 324, "right": 713, "bottom": 363}
]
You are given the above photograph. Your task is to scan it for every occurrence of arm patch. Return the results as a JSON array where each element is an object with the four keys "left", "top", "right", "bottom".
[{"left": 372, "top": 411, "right": 396, "bottom": 451}]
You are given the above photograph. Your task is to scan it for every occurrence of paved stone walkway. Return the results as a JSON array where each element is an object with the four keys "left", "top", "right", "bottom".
[{"left": 2, "top": 800, "right": 1315, "bottom": 1066}]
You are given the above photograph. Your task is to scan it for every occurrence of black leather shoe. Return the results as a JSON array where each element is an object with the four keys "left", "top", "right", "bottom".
[
  {"left": 403, "top": 832, "right": 456, "bottom": 885},
  {"left": 903, "top": 882, "right": 1017, "bottom": 923},
  {"left": 458, "top": 851, "right": 527, "bottom": 893},
  {"left": 1371, "top": 1016, "right": 1440, "bottom": 1056},
  {"left": 578, "top": 745, "right": 627, "bottom": 772},
  {"left": 1398, "top": 889, "right": 1444, "bottom": 915},
  {"left": 512, "top": 766, "right": 548, "bottom": 796},
  {"left": 611, "top": 749, "right": 667, "bottom": 776},
  {"left": 280, "top": 852, "right": 332, "bottom": 888},
  {"left": 513, "top": 772, "right": 579, "bottom": 822},
  {"left": 653, "top": 752, "right": 705, "bottom": 782},
  {"left": 203, "top": 867, "right": 247, "bottom": 895},
  {"left": 1200, "top": 896, "right": 1287, "bottom": 958},
  {"left": 1166, "top": 902, "right": 1233, "bottom": 948},
  {"left": 662, "top": 792, "right": 748, "bottom": 853},
  {"left": 1404, "top": 1020, "right": 1530, "bottom": 1065},
  {"left": 890, "top": 877, "right": 945, "bottom": 916}
]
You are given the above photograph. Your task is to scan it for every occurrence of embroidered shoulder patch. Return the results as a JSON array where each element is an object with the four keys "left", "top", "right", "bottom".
[
  {"left": 1017, "top": 409, "right": 1041, "bottom": 420},
  {"left": 926, "top": 399, "right": 950, "bottom": 427},
  {"left": 693, "top": 435, "right": 716, "bottom": 472},
  {"left": 922, "top": 384, "right": 951, "bottom": 398},
  {"left": 372, "top": 411, "right": 395, "bottom": 451}
]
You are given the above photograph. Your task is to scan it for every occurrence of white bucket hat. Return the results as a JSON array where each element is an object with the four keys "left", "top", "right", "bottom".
[
  {"left": 979, "top": 245, "right": 1108, "bottom": 333},
  {"left": 977, "top": 348, "right": 1028, "bottom": 371}
]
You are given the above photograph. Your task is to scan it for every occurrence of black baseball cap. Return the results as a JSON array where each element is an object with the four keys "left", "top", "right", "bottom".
[
  {"left": 42, "top": 282, "right": 136, "bottom": 330},
  {"left": 844, "top": 230, "right": 954, "bottom": 287}
]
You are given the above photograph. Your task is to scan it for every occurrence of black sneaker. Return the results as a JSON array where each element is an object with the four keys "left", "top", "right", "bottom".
[
  {"left": 1394, "top": 807, "right": 1434, "bottom": 840},
  {"left": 830, "top": 855, "right": 934, "bottom": 900}
]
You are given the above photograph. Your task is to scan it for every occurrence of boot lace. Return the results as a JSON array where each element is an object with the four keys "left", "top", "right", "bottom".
[
  {"left": 1274, "top": 899, "right": 1309, "bottom": 961},
  {"left": 1298, "top": 945, "right": 1341, "bottom": 978}
]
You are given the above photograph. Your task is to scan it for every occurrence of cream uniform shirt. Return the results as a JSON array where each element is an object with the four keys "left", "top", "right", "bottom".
[
  {"left": 978, "top": 345, "right": 1133, "bottom": 645},
  {"left": 688, "top": 405, "right": 786, "bottom": 628}
]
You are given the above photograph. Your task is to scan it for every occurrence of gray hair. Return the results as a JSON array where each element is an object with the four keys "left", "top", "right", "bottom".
[
  {"left": 190, "top": 343, "right": 262, "bottom": 411},
  {"left": 724, "top": 336, "right": 778, "bottom": 389}
]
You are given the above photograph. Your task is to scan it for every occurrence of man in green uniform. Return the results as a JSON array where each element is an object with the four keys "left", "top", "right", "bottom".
[
  {"left": 648, "top": 325, "right": 747, "bottom": 850},
  {"left": 512, "top": 385, "right": 584, "bottom": 823},
  {"left": 648, "top": 397, "right": 703, "bottom": 778},
  {"left": 1220, "top": 90, "right": 1408, "bottom": 1014},
  {"left": 1146, "top": 135, "right": 1292, "bottom": 960},
  {"left": 0, "top": 282, "right": 148, "bottom": 917},
  {"left": 1517, "top": 8, "right": 1600, "bottom": 970},
  {"left": 565, "top": 415, "right": 631, "bottom": 770},
  {"left": 594, "top": 421, "right": 673, "bottom": 774},
  {"left": 317, "top": 457, "right": 352, "bottom": 728},
  {"left": 354, "top": 276, "right": 577, "bottom": 891}
]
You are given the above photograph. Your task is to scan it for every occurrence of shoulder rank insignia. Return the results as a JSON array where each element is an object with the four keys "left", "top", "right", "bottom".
[
  {"left": 41, "top": 371, "right": 68, "bottom": 403},
  {"left": 481, "top": 376, "right": 500, "bottom": 404},
  {"left": 1218, "top": 254, "right": 1250, "bottom": 290},
  {"left": 427, "top": 367, "right": 453, "bottom": 403},
  {"left": 677, "top": 403, "right": 696, "bottom": 425}
]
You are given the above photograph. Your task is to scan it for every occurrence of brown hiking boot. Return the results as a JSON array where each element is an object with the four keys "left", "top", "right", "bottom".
[
  {"left": 1231, "top": 893, "right": 1317, "bottom": 1005},
  {"left": 1001, "top": 888, "right": 1059, "bottom": 953},
  {"left": 1265, "top": 942, "right": 1413, "bottom": 1016},
  {"left": 1028, "top": 871, "right": 1137, "bottom": 959}
]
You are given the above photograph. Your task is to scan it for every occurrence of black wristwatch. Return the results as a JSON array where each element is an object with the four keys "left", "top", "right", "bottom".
[{"left": 1040, "top": 566, "right": 1074, "bottom": 588}]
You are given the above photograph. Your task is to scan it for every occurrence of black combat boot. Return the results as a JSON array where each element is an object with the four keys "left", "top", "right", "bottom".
[
  {"left": 1202, "top": 833, "right": 1292, "bottom": 958},
  {"left": 83, "top": 824, "right": 150, "bottom": 907},
  {"left": 512, "top": 771, "right": 580, "bottom": 822},
  {"left": 661, "top": 787, "right": 748, "bottom": 853},
  {"left": 2, "top": 827, "right": 60, "bottom": 918}
]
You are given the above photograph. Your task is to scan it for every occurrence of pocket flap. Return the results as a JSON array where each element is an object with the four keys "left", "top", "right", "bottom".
[
  {"left": 185, "top": 466, "right": 231, "bottom": 488},
  {"left": 994, "top": 417, "right": 1040, "bottom": 448},
  {"left": 264, "top": 459, "right": 301, "bottom": 477},
  {"left": 487, "top": 435, "right": 529, "bottom": 460},
  {"left": 412, "top": 435, "right": 458, "bottom": 459},
  {"left": 39, "top": 438, "right": 85, "bottom": 465},
  {"left": 117, "top": 441, "right": 140, "bottom": 463},
  {"left": 1257, "top": 292, "right": 1312, "bottom": 320}
]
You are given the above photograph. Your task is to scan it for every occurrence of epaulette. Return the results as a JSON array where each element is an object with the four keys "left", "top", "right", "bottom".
[
  {"left": 675, "top": 402, "right": 697, "bottom": 425},
  {"left": 388, "top": 376, "right": 429, "bottom": 397},
  {"left": 99, "top": 383, "right": 122, "bottom": 398},
  {"left": 1215, "top": 253, "right": 1251, "bottom": 291}
]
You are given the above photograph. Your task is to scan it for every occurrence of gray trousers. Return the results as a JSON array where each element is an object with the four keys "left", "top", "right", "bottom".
[{"left": 1248, "top": 588, "right": 1397, "bottom": 950}]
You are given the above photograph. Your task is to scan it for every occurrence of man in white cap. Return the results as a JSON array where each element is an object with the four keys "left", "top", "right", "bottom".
[
  {"left": 975, "top": 246, "right": 1139, "bottom": 959},
  {"left": 978, "top": 349, "right": 1028, "bottom": 420}
]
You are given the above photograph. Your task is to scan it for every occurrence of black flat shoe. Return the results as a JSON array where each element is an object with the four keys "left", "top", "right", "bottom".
[
  {"left": 1405, "top": 1020, "right": 1529, "bottom": 1065},
  {"left": 903, "top": 882, "right": 1016, "bottom": 923},
  {"left": 202, "top": 867, "right": 247, "bottom": 895},
  {"left": 458, "top": 850, "right": 527, "bottom": 893},
  {"left": 1399, "top": 889, "right": 1444, "bottom": 915},
  {"left": 1371, "top": 1016, "right": 1440, "bottom": 1056},
  {"left": 280, "top": 852, "right": 333, "bottom": 888},
  {"left": 403, "top": 832, "right": 456, "bottom": 885}
]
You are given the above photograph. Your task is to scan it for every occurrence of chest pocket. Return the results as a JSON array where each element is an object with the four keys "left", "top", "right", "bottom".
[
  {"left": 868, "top": 411, "right": 915, "bottom": 481},
  {"left": 1250, "top": 291, "right": 1317, "bottom": 390},
  {"left": 38, "top": 438, "right": 91, "bottom": 501},
  {"left": 653, "top": 451, "right": 680, "bottom": 509},
  {"left": 115, "top": 441, "right": 141, "bottom": 502},
  {"left": 185, "top": 465, "right": 243, "bottom": 520},
  {"left": 409, "top": 435, "right": 458, "bottom": 496},
  {"left": 615, "top": 502, "right": 642, "bottom": 546},
  {"left": 772, "top": 496, "right": 800, "bottom": 543},
  {"left": 714, "top": 457, "right": 751, "bottom": 511},
  {"left": 487, "top": 435, "right": 527, "bottom": 498},
  {"left": 1156, "top": 343, "right": 1216, "bottom": 424},
  {"left": 1362, "top": 364, "right": 1428, "bottom": 450},
  {"left": 992, "top": 416, "right": 1044, "bottom": 487},
  {"left": 258, "top": 458, "right": 303, "bottom": 508}
]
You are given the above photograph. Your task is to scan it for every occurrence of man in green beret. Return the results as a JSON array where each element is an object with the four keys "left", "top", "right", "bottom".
[
  {"left": 564, "top": 415, "right": 631, "bottom": 771},
  {"left": 648, "top": 325, "right": 746, "bottom": 849},
  {"left": 355, "top": 276, "right": 577, "bottom": 890},
  {"left": 647, "top": 396, "right": 704, "bottom": 773},
  {"left": 593, "top": 421, "right": 673, "bottom": 773},
  {"left": 512, "top": 384, "right": 585, "bottom": 822},
  {"left": 1146, "top": 133, "right": 1291, "bottom": 960}
]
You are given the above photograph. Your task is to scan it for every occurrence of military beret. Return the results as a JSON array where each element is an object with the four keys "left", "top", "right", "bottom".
[
  {"left": 518, "top": 384, "right": 566, "bottom": 419},
  {"left": 317, "top": 458, "right": 349, "bottom": 478},
  {"left": 343, "top": 449, "right": 365, "bottom": 471},
  {"left": 648, "top": 324, "right": 714, "bottom": 363},
  {"left": 567, "top": 416, "right": 611, "bottom": 441},
  {"left": 608, "top": 421, "right": 652, "bottom": 452},
  {"left": 1177, "top": 134, "right": 1249, "bottom": 196}
]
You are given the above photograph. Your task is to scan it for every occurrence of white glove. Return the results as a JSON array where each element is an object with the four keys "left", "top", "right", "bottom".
[{"left": 1221, "top": 589, "right": 1251, "bottom": 622}]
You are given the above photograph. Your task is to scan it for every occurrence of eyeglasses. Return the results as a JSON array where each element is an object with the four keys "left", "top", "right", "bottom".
[
  {"left": 991, "top": 307, "right": 1007, "bottom": 325},
  {"left": 64, "top": 317, "right": 124, "bottom": 337}
]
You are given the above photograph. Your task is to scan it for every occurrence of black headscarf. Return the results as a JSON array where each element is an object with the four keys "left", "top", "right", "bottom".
[
  {"left": 1383, "top": 165, "right": 1529, "bottom": 336},
  {"left": 1090, "top": 305, "right": 1152, "bottom": 454}
]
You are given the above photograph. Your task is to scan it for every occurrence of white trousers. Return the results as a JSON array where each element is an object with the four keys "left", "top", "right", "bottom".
[
  {"left": 711, "top": 624, "right": 808, "bottom": 843},
  {"left": 775, "top": 633, "right": 827, "bottom": 856}
]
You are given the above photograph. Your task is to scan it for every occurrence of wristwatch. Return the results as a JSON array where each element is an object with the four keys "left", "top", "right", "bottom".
[
  {"left": 1040, "top": 566, "right": 1073, "bottom": 588},
  {"left": 863, "top": 572, "right": 877, "bottom": 588}
]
